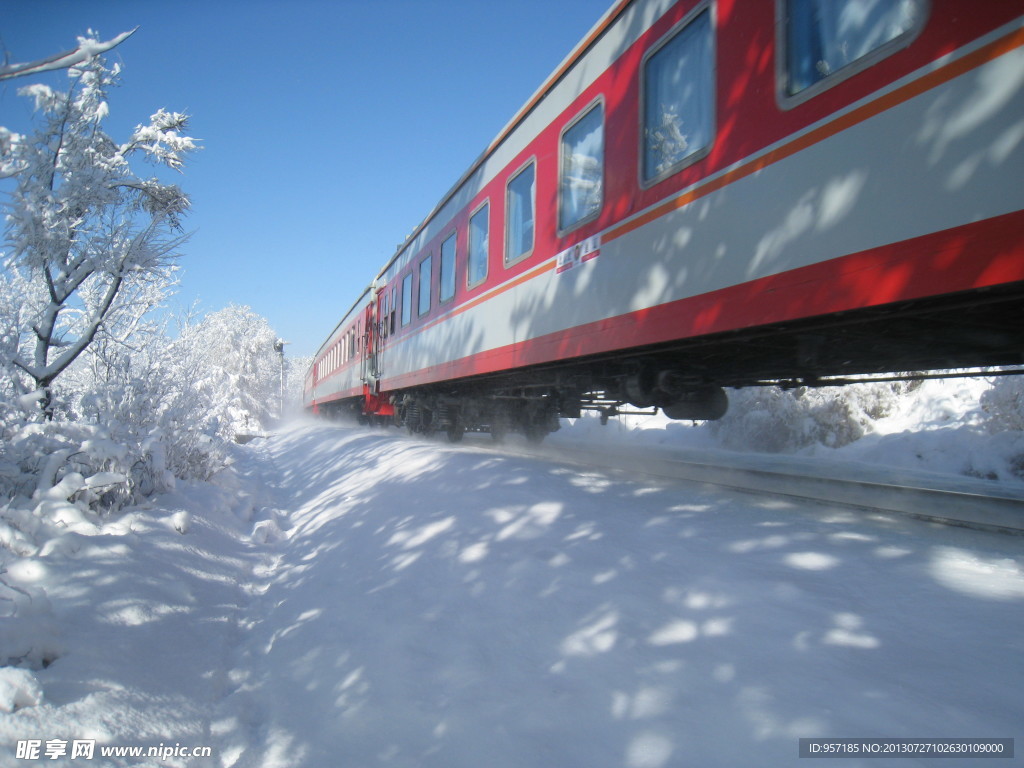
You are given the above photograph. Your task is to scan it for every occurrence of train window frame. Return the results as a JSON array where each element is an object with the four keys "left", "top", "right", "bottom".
[
  {"left": 389, "top": 286, "right": 397, "bottom": 335},
  {"left": 639, "top": 1, "right": 716, "bottom": 189},
  {"left": 504, "top": 158, "right": 536, "bottom": 267},
  {"left": 439, "top": 231, "right": 457, "bottom": 305},
  {"left": 467, "top": 201, "right": 490, "bottom": 290},
  {"left": 776, "top": 0, "right": 929, "bottom": 108},
  {"left": 558, "top": 98, "right": 605, "bottom": 236},
  {"left": 401, "top": 272, "right": 413, "bottom": 327},
  {"left": 418, "top": 253, "right": 432, "bottom": 317}
]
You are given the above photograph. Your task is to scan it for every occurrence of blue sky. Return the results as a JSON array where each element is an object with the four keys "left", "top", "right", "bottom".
[{"left": 1, "top": 0, "right": 613, "bottom": 357}]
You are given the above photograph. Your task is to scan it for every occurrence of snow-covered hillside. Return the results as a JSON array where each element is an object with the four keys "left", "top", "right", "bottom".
[{"left": 2, "top": 412, "right": 1022, "bottom": 767}]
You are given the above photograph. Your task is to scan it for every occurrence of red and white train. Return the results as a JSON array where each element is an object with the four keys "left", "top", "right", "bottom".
[{"left": 305, "top": 0, "right": 1024, "bottom": 441}]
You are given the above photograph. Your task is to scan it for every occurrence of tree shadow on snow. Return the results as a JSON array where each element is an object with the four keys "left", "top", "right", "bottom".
[{"left": 215, "top": 423, "right": 1024, "bottom": 768}]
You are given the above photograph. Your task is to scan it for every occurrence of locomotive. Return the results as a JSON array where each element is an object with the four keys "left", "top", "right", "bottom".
[{"left": 305, "top": 0, "right": 1024, "bottom": 442}]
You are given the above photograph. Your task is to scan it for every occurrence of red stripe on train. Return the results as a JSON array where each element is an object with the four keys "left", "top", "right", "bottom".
[{"left": 380, "top": 211, "right": 1024, "bottom": 391}]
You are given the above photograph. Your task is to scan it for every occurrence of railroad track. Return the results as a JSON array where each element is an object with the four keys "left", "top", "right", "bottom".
[{"left": 501, "top": 439, "right": 1024, "bottom": 537}]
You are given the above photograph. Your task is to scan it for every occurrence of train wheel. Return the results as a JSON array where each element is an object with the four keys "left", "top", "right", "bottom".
[
  {"left": 446, "top": 422, "right": 465, "bottom": 443},
  {"left": 523, "top": 422, "right": 549, "bottom": 444}
]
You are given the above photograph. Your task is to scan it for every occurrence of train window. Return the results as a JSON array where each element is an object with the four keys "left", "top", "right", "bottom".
[
  {"left": 390, "top": 286, "right": 397, "bottom": 335},
  {"left": 559, "top": 101, "right": 604, "bottom": 233},
  {"left": 440, "top": 233, "right": 457, "bottom": 304},
  {"left": 401, "top": 273, "right": 413, "bottom": 326},
  {"left": 418, "top": 254, "right": 432, "bottom": 317},
  {"left": 468, "top": 202, "right": 489, "bottom": 288},
  {"left": 641, "top": 6, "right": 714, "bottom": 186},
  {"left": 505, "top": 160, "right": 536, "bottom": 265},
  {"left": 782, "top": 0, "right": 925, "bottom": 99}
]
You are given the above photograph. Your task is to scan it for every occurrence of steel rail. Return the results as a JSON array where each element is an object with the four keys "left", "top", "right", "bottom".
[{"left": 515, "top": 442, "right": 1024, "bottom": 536}]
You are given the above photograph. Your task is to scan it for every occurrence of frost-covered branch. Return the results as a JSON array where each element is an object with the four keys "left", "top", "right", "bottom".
[{"left": 0, "top": 28, "right": 137, "bottom": 82}]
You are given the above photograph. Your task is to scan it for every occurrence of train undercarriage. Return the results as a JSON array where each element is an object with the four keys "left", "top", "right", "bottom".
[{"left": 319, "top": 281, "right": 1024, "bottom": 443}]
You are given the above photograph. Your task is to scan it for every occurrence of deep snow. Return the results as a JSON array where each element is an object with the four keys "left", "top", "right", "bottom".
[{"left": 1, "top": 405, "right": 1022, "bottom": 767}]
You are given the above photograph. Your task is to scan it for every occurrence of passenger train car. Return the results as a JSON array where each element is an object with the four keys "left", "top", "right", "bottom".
[{"left": 305, "top": 0, "right": 1024, "bottom": 441}]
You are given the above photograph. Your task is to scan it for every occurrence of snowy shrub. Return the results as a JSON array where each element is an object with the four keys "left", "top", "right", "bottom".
[
  {"left": 286, "top": 355, "right": 313, "bottom": 416},
  {"left": 0, "top": 666, "right": 45, "bottom": 711},
  {"left": 0, "top": 302, "right": 287, "bottom": 515},
  {"left": 0, "top": 578, "right": 61, "bottom": 671},
  {"left": 711, "top": 387, "right": 808, "bottom": 452},
  {"left": 981, "top": 377, "right": 1024, "bottom": 433},
  {"left": 712, "top": 382, "right": 910, "bottom": 452},
  {"left": 177, "top": 304, "right": 284, "bottom": 438},
  {"left": 980, "top": 377, "right": 1024, "bottom": 478}
]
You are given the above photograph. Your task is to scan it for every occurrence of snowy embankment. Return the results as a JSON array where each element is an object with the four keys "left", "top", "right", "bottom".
[{"left": 2, "top": 416, "right": 1022, "bottom": 767}]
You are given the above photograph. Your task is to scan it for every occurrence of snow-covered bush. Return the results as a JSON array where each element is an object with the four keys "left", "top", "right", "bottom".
[
  {"left": 0, "top": 302, "right": 288, "bottom": 514},
  {"left": 64, "top": 329, "right": 227, "bottom": 490},
  {"left": 177, "top": 304, "right": 284, "bottom": 438},
  {"left": 981, "top": 376, "right": 1024, "bottom": 433},
  {"left": 980, "top": 377, "right": 1024, "bottom": 477},
  {"left": 711, "top": 381, "right": 912, "bottom": 452},
  {"left": 286, "top": 355, "right": 313, "bottom": 416}
]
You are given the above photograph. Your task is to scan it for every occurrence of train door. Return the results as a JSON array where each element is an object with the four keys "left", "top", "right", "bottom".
[
  {"left": 358, "top": 288, "right": 395, "bottom": 419},
  {"left": 363, "top": 290, "right": 384, "bottom": 390}
]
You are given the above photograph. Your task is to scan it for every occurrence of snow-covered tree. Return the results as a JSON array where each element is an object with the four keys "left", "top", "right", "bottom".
[
  {"left": 179, "top": 305, "right": 283, "bottom": 438},
  {"left": 285, "top": 355, "right": 313, "bottom": 416},
  {"left": 1, "top": 39, "right": 197, "bottom": 415}
]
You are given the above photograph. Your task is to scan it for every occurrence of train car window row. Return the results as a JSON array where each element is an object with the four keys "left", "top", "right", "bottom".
[
  {"left": 781, "top": 0, "right": 926, "bottom": 100},
  {"left": 319, "top": 321, "right": 363, "bottom": 377},
  {"left": 641, "top": 5, "right": 714, "bottom": 186},
  {"left": 384, "top": 0, "right": 924, "bottom": 333},
  {"left": 559, "top": 100, "right": 604, "bottom": 234}
]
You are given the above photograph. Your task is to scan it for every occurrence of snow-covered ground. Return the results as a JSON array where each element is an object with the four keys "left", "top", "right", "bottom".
[{"left": 2, "top": 382, "right": 1022, "bottom": 767}]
